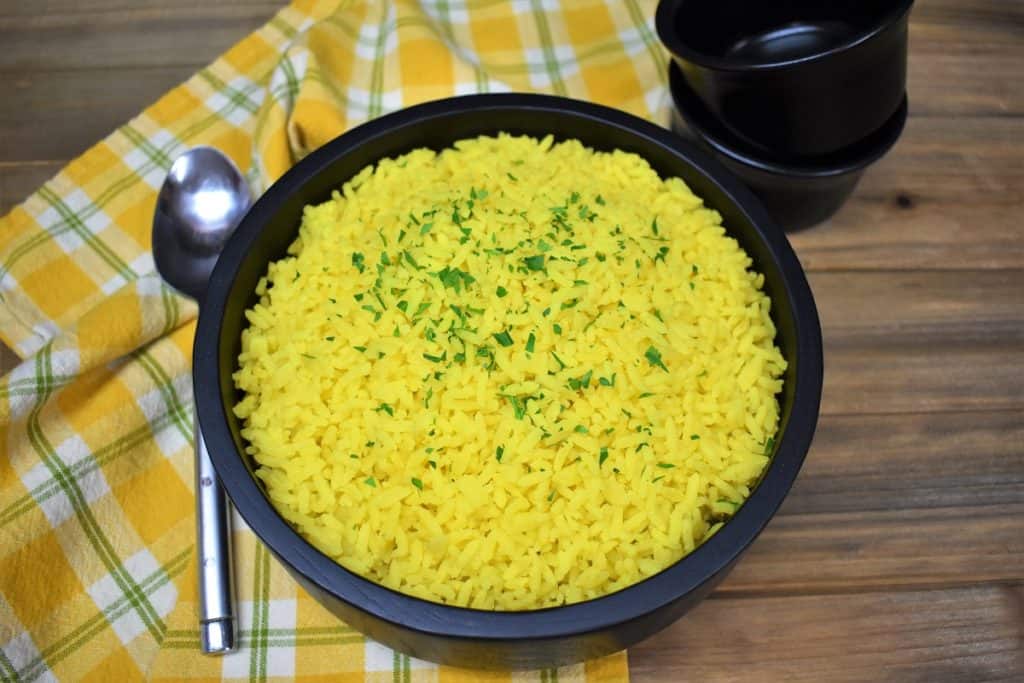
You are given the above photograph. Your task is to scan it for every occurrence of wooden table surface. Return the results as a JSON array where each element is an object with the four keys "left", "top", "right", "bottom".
[{"left": 1, "top": 1, "right": 1021, "bottom": 680}]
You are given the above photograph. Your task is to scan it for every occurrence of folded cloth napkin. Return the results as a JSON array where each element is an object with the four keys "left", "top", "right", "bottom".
[{"left": 0, "top": 0, "right": 669, "bottom": 679}]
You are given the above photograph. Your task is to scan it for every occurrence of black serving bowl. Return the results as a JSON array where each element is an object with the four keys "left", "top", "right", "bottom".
[
  {"left": 669, "top": 61, "right": 908, "bottom": 231},
  {"left": 656, "top": 0, "right": 913, "bottom": 157},
  {"left": 193, "top": 94, "right": 823, "bottom": 670}
]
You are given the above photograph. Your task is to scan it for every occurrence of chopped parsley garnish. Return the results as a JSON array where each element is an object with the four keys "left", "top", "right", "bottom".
[
  {"left": 654, "top": 246, "right": 670, "bottom": 263},
  {"left": 351, "top": 252, "right": 365, "bottom": 273},
  {"left": 525, "top": 332, "right": 536, "bottom": 353},
  {"left": 691, "top": 434, "right": 701, "bottom": 441},
  {"left": 507, "top": 172, "right": 518, "bottom": 181},
  {"left": 353, "top": 345, "right": 367, "bottom": 352},
  {"left": 375, "top": 403, "right": 394, "bottom": 416},
  {"left": 435, "top": 266, "right": 476, "bottom": 293},
  {"left": 496, "top": 286, "right": 508, "bottom": 298},
  {"left": 595, "top": 194, "right": 605, "bottom": 205},
  {"left": 652, "top": 217, "right": 659, "bottom": 236},
  {"left": 325, "top": 336, "right": 335, "bottom": 341},
  {"left": 523, "top": 255, "right": 546, "bottom": 271},
  {"left": 568, "top": 370, "right": 593, "bottom": 391},
  {"left": 423, "top": 351, "right": 447, "bottom": 363},
  {"left": 764, "top": 436, "right": 776, "bottom": 455},
  {"left": 537, "top": 239, "right": 552, "bottom": 252},
  {"left": 574, "top": 425, "right": 588, "bottom": 434},
  {"left": 599, "top": 373, "right": 616, "bottom": 387},
  {"left": 411, "top": 477, "right": 423, "bottom": 490},
  {"left": 551, "top": 351, "right": 567, "bottom": 370},
  {"left": 364, "top": 476, "right": 377, "bottom": 487},
  {"left": 420, "top": 221, "right": 434, "bottom": 235},
  {"left": 496, "top": 445, "right": 505, "bottom": 462},
  {"left": 599, "top": 447, "right": 609, "bottom": 467},
  {"left": 644, "top": 346, "right": 668, "bottom": 372},
  {"left": 552, "top": 323, "right": 562, "bottom": 335},
  {"left": 656, "top": 462, "right": 675, "bottom": 469},
  {"left": 493, "top": 330, "right": 514, "bottom": 347}
]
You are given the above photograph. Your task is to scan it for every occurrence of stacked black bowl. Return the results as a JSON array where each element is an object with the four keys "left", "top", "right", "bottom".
[{"left": 656, "top": 0, "right": 914, "bottom": 230}]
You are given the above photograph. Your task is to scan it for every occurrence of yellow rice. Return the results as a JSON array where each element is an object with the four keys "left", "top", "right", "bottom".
[{"left": 233, "top": 134, "right": 786, "bottom": 610}]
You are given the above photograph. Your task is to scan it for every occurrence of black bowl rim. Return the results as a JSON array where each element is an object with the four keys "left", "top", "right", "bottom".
[
  {"left": 655, "top": 0, "right": 915, "bottom": 72},
  {"left": 194, "top": 93, "right": 823, "bottom": 642},
  {"left": 668, "top": 61, "right": 908, "bottom": 177}
]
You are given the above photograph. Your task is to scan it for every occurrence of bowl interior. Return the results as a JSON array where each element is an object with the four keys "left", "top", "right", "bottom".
[
  {"left": 663, "top": 0, "right": 911, "bottom": 67},
  {"left": 196, "top": 95, "right": 822, "bottom": 638}
]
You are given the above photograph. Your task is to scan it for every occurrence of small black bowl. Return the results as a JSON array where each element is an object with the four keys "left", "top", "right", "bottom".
[
  {"left": 669, "top": 61, "right": 907, "bottom": 231},
  {"left": 656, "top": 0, "right": 913, "bottom": 157},
  {"left": 194, "top": 94, "right": 823, "bottom": 670}
]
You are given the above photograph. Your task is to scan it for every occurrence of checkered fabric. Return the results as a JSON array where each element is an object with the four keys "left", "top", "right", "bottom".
[{"left": 0, "top": 0, "right": 670, "bottom": 679}]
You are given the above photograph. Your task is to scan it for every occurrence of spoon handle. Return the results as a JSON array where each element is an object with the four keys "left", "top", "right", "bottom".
[{"left": 195, "top": 416, "right": 236, "bottom": 654}]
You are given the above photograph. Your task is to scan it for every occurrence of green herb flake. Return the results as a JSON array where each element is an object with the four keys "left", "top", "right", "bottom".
[
  {"left": 353, "top": 293, "right": 364, "bottom": 302},
  {"left": 300, "top": 353, "right": 315, "bottom": 360},
  {"left": 542, "top": 307, "right": 552, "bottom": 317},
  {"left": 656, "top": 462, "right": 675, "bottom": 469},
  {"left": 524, "top": 255, "right": 546, "bottom": 271},
  {"left": 376, "top": 403, "right": 394, "bottom": 417},
  {"left": 364, "top": 476, "right": 377, "bottom": 487},
  {"left": 423, "top": 351, "right": 447, "bottom": 363},
  {"left": 547, "top": 491, "right": 556, "bottom": 502},
  {"left": 507, "top": 172, "right": 518, "bottom": 182},
  {"left": 537, "top": 240, "right": 552, "bottom": 252},
  {"left": 496, "top": 445, "right": 505, "bottom": 462},
  {"left": 420, "top": 221, "right": 434, "bottom": 235},
  {"left": 654, "top": 246, "right": 670, "bottom": 263},
  {"left": 551, "top": 351, "right": 567, "bottom": 370},
  {"left": 353, "top": 345, "right": 367, "bottom": 353},
  {"left": 350, "top": 454, "right": 359, "bottom": 459},
  {"left": 652, "top": 475, "right": 665, "bottom": 483},
  {"left": 351, "top": 252, "right": 366, "bottom": 273},
  {"left": 764, "top": 436, "right": 776, "bottom": 456},
  {"left": 599, "top": 447, "right": 609, "bottom": 467},
  {"left": 553, "top": 323, "right": 562, "bottom": 335},
  {"left": 525, "top": 332, "right": 537, "bottom": 354},
  {"left": 652, "top": 217, "right": 660, "bottom": 236},
  {"left": 493, "top": 330, "right": 514, "bottom": 347},
  {"left": 689, "top": 282, "right": 695, "bottom": 291},
  {"left": 325, "top": 336, "right": 335, "bottom": 342},
  {"left": 397, "top": 300, "right": 409, "bottom": 313},
  {"left": 639, "top": 392, "right": 655, "bottom": 398},
  {"left": 595, "top": 194, "right": 606, "bottom": 205},
  {"left": 574, "top": 425, "right": 588, "bottom": 434},
  {"left": 692, "top": 264, "right": 699, "bottom": 275},
  {"left": 403, "top": 251, "right": 422, "bottom": 270},
  {"left": 428, "top": 460, "right": 437, "bottom": 469},
  {"left": 644, "top": 346, "right": 669, "bottom": 372},
  {"left": 415, "top": 302, "right": 432, "bottom": 317},
  {"left": 691, "top": 434, "right": 701, "bottom": 441},
  {"left": 496, "top": 286, "right": 508, "bottom": 298},
  {"left": 411, "top": 477, "right": 424, "bottom": 490},
  {"left": 599, "top": 373, "right": 617, "bottom": 387}
]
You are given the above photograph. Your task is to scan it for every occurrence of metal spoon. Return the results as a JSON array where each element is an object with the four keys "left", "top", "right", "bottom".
[{"left": 153, "top": 146, "right": 251, "bottom": 654}]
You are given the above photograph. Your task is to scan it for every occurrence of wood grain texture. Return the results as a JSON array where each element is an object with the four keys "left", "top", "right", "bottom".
[
  {"left": 1, "top": 0, "right": 1021, "bottom": 680},
  {"left": 630, "top": 584, "right": 1024, "bottom": 682}
]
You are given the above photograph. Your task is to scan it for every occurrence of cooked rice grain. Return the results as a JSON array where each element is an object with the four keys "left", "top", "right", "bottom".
[{"left": 233, "top": 134, "right": 786, "bottom": 610}]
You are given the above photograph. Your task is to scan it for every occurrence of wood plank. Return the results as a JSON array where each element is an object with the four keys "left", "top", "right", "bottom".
[
  {"left": 810, "top": 270, "right": 1023, "bottom": 343},
  {"left": 0, "top": 162, "right": 63, "bottom": 216},
  {"left": 822, "top": 343, "right": 1022, "bottom": 416},
  {"left": 0, "top": 66, "right": 200, "bottom": 163},
  {"left": 721, "top": 410, "right": 1023, "bottom": 594},
  {"left": 0, "top": 4, "right": 279, "bottom": 72},
  {"left": 791, "top": 116, "right": 1024, "bottom": 270},
  {"left": 630, "top": 584, "right": 1024, "bottom": 682},
  {"left": 785, "top": 410, "right": 1024, "bottom": 516},
  {"left": 809, "top": 269, "right": 1024, "bottom": 415}
]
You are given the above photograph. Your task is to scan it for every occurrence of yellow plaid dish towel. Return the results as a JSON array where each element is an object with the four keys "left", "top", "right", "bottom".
[{"left": 0, "top": 0, "right": 670, "bottom": 680}]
